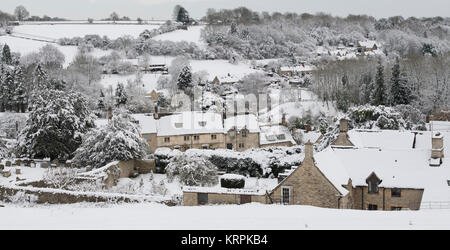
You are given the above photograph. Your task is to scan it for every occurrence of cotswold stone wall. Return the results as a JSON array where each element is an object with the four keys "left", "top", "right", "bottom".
[
  {"left": 183, "top": 192, "right": 267, "bottom": 206},
  {"left": 348, "top": 186, "right": 424, "bottom": 210},
  {"left": 0, "top": 185, "right": 170, "bottom": 205}
]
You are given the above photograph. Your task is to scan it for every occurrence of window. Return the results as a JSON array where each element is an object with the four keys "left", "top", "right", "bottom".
[
  {"left": 198, "top": 121, "right": 207, "bottom": 127},
  {"left": 368, "top": 181, "right": 379, "bottom": 194},
  {"left": 242, "top": 130, "right": 247, "bottom": 137},
  {"left": 194, "top": 135, "right": 200, "bottom": 141},
  {"left": 227, "top": 143, "right": 233, "bottom": 150},
  {"left": 391, "top": 206, "right": 403, "bottom": 211},
  {"left": 281, "top": 187, "right": 290, "bottom": 205},
  {"left": 391, "top": 188, "right": 401, "bottom": 197},
  {"left": 198, "top": 193, "right": 208, "bottom": 205},
  {"left": 447, "top": 180, "right": 450, "bottom": 186},
  {"left": 229, "top": 131, "right": 236, "bottom": 138},
  {"left": 175, "top": 122, "right": 183, "bottom": 128},
  {"left": 164, "top": 137, "right": 170, "bottom": 143},
  {"left": 368, "top": 204, "right": 378, "bottom": 210},
  {"left": 239, "top": 143, "right": 245, "bottom": 148},
  {"left": 143, "top": 135, "right": 152, "bottom": 141},
  {"left": 184, "top": 135, "right": 190, "bottom": 141},
  {"left": 276, "top": 134, "right": 286, "bottom": 140},
  {"left": 211, "top": 135, "right": 217, "bottom": 140}
]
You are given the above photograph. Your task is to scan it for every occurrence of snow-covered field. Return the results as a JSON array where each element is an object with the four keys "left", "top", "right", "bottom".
[
  {"left": 153, "top": 25, "right": 206, "bottom": 47},
  {"left": 99, "top": 73, "right": 161, "bottom": 93},
  {"left": 13, "top": 23, "right": 162, "bottom": 39},
  {"left": 1, "top": 203, "right": 449, "bottom": 230},
  {"left": 0, "top": 36, "right": 110, "bottom": 67}
]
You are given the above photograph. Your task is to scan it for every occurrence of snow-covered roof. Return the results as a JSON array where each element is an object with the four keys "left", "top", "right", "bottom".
[
  {"left": 314, "top": 130, "right": 450, "bottom": 202},
  {"left": 358, "top": 40, "right": 378, "bottom": 48},
  {"left": 157, "top": 112, "right": 224, "bottom": 137},
  {"left": 296, "top": 129, "right": 322, "bottom": 144},
  {"left": 224, "top": 114, "right": 260, "bottom": 133},
  {"left": 132, "top": 114, "right": 158, "bottom": 134},
  {"left": 280, "top": 65, "right": 316, "bottom": 72},
  {"left": 215, "top": 75, "right": 240, "bottom": 84},
  {"left": 430, "top": 121, "right": 450, "bottom": 132},
  {"left": 260, "top": 125, "right": 296, "bottom": 145},
  {"left": 183, "top": 186, "right": 266, "bottom": 195}
]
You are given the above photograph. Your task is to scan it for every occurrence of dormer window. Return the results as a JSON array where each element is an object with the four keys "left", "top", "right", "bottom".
[
  {"left": 366, "top": 172, "right": 381, "bottom": 194},
  {"left": 175, "top": 122, "right": 183, "bottom": 128},
  {"left": 198, "top": 121, "right": 206, "bottom": 127},
  {"left": 242, "top": 130, "right": 247, "bottom": 137}
]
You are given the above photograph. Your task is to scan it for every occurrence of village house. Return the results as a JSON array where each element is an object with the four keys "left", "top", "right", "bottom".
[
  {"left": 212, "top": 74, "right": 240, "bottom": 86},
  {"left": 260, "top": 124, "right": 296, "bottom": 148},
  {"left": 156, "top": 112, "right": 226, "bottom": 151},
  {"left": 278, "top": 63, "right": 315, "bottom": 77},
  {"left": 357, "top": 40, "right": 379, "bottom": 54},
  {"left": 224, "top": 114, "right": 260, "bottom": 151},
  {"left": 183, "top": 119, "right": 449, "bottom": 210}
]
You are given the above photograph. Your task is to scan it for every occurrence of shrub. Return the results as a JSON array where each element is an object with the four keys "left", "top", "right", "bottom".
[
  {"left": 166, "top": 155, "right": 218, "bottom": 186},
  {"left": 220, "top": 174, "right": 245, "bottom": 188}
]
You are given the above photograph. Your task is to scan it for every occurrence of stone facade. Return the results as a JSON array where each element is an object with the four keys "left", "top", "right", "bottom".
[
  {"left": 183, "top": 191, "right": 267, "bottom": 206},
  {"left": 157, "top": 133, "right": 226, "bottom": 151},
  {"left": 269, "top": 142, "right": 343, "bottom": 208},
  {"left": 224, "top": 128, "right": 260, "bottom": 151},
  {"left": 344, "top": 184, "right": 424, "bottom": 210},
  {"left": 431, "top": 133, "right": 444, "bottom": 159}
]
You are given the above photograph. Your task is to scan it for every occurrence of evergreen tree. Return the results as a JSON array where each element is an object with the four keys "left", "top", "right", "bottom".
[
  {"left": 2, "top": 44, "right": 12, "bottom": 65},
  {"left": 73, "top": 109, "right": 148, "bottom": 169},
  {"left": 115, "top": 82, "right": 128, "bottom": 107},
  {"left": 16, "top": 90, "right": 95, "bottom": 161},
  {"left": 371, "top": 61, "right": 387, "bottom": 106},
  {"left": 336, "top": 74, "right": 350, "bottom": 112},
  {"left": 390, "top": 58, "right": 412, "bottom": 106},
  {"left": 97, "top": 90, "right": 106, "bottom": 111},
  {"left": 176, "top": 6, "right": 190, "bottom": 24},
  {"left": 177, "top": 66, "right": 192, "bottom": 91},
  {"left": 12, "top": 66, "right": 27, "bottom": 112}
]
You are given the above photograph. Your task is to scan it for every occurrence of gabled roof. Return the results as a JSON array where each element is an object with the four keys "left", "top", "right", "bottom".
[
  {"left": 315, "top": 130, "right": 450, "bottom": 202},
  {"left": 224, "top": 114, "right": 260, "bottom": 133},
  {"left": 157, "top": 112, "right": 224, "bottom": 137},
  {"left": 260, "top": 125, "right": 296, "bottom": 145},
  {"left": 132, "top": 114, "right": 158, "bottom": 134}
]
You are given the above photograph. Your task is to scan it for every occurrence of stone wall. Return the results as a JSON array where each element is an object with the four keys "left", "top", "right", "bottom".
[
  {"left": 183, "top": 191, "right": 267, "bottom": 206},
  {"left": 225, "top": 131, "right": 260, "bottom": 151},
  {"left": 270, "top": 142, "right": 343, "bottom": 208},
  {"left": 348, "top": 186, "right": 424, "bottom": 210}
]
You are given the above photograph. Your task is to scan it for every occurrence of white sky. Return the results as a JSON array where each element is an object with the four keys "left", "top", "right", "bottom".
[{"left": 1, "top": 0, "right": 449, "bottom": 20}]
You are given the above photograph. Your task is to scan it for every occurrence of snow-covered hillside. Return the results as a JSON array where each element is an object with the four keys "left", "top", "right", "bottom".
[{"left": 13, "top": 23, "right": 162, "bottom": 39}]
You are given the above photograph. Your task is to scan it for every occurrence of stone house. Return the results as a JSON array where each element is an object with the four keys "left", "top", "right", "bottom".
[
  {"left": 224, "top": 114, "right": 260, "bottom": 151},
  {"left": 269, "top": 141, "right": 347, "bottom": 208},
  {"left": 357, "top": 40, "right": 379, "bottom": 55},
  {"left": 157, "top": 112, "right": 226, "bottom": 151},
  {"left": 278, "top": 64, "right": 315, "bottom": 77}
]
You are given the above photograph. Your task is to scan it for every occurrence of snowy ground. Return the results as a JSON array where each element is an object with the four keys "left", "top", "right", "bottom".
[
  {"left": 153, "top": 25, "right": 206, "bottom": 47},
  {"left": 1, "top": 203, "right": 449, "bottom": 230},
  {"left": 12, "top": 23, "right": 162, "bottom": 39},
  {"left": 98, "top": 73, "right": 161, "bottom": 94},
  {"left": 0, "top": 35, "right": 110, "bottom": 67}
]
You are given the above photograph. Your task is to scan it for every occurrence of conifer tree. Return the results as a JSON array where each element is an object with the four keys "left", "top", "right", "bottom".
[
  {"left": 390, "top": 58, "right": 412, "bottom": 106},
  {"left": 2, "top": 44, "right": 12, "bottom": 65},
  {"left": 371, "top": 61, "right": 386, "bottom": 106},
  {"left": 176, "top": 66, "right": 192, "bottom": 91},
  {"left": 115, "top": 82, "right": 128, "bottom": 107}
]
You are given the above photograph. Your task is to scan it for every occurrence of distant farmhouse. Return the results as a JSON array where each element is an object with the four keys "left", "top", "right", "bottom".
[{"left": 183, "top": 119, "right": 450, "bottom": 211}]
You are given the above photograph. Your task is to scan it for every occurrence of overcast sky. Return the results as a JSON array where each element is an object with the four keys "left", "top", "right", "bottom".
[{"left": 2, "top": 0, "right": 450, "bottom": 20}]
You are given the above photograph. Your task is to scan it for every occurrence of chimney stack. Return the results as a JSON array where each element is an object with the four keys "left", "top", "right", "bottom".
[
  {"left": 339, "top": 118, "right": 348, "bottom": 133},
  {"left": 304, "top": 141, "right": 314, "bottom": 161},
  {"left": 153, "top": 105, "right": 160, "bottom": 120},
  {"left": 306, "top": 124, "right": 311, "bottom": 133},
  {"left": 281, "top": 113, "right": 287, "bottom": 127},
  {"left": 430, "top": 132, "right": 444, "bottom": 166}
]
